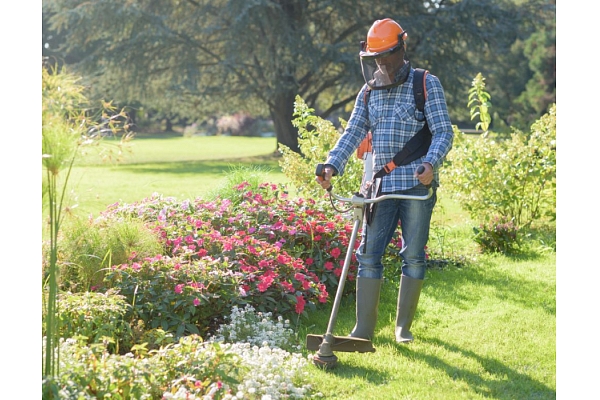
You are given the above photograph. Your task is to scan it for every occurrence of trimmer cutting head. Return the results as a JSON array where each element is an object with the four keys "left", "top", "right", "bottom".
[
  {"left": 306, "top": 334, "right": 376, "bottom": 353},
  {"left": 307, "top": 334, "right": 375, "bottom": 369}
]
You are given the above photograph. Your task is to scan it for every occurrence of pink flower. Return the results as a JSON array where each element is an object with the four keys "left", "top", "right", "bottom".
[
  {"left": 235, "top": 182, "right": 250, "bottom": 190},
  {"left": 272, "top": 221, "right": 283, "bottom": 230},
  {"left": 280, "top": 282, "right": 294, "bottom": 292},
  {"left": 318, "top": 285, "right": 328, "bottom": 303},
  {"left": 277, "top": 254, "right": 290, "bottom": 264},
  {"left": 324, "top": 261, "right": 334, "bottom": 271},
  {"left": 295, "top": 295, "right": 306, "bottom": 314},
  {"left": 247, "top": 245, "right": 258, "bottom": 255},
  {"left": 131, "top": 262, "right": 141, "bottom": 271},
  {"left": 305, "top": 257, "right": 314, "bottom": 266},
  {"left": 330, "top": 247, "right": 342, "bottom": 258},
  {"left": 193, "top": 298, "right": 200, "bottom": 306},
  {"left": 197, "top": 249, "right": 208, "bottom": 257},
  {"left": 258, "top": 275, "right": 274, "bottom": 292},
  {"left": 174, "top": 284, "right": 184, "bottom": 294}
]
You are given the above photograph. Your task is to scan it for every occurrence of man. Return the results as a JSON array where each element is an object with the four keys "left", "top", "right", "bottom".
[{"left": 316, "top": 18, "right": 453, "bottom": 343}]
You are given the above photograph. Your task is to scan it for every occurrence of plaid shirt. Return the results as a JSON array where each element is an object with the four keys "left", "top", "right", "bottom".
[{"left": 326, "top": 67, "right": 454, "bottom": 192}]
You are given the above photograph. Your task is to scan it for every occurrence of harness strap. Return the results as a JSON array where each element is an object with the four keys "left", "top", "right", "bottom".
[{"left": 361, "top": 68, "right": 432, "bottom": 179}]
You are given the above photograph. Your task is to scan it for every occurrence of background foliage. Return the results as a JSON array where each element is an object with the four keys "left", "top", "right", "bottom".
[{"left": 43, "top": 0, "right": 555, "bottom": 150}]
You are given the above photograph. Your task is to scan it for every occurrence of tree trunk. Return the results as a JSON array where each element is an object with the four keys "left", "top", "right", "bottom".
[{"left": 270, "top": 91, "right": 300, "bottom": 154}]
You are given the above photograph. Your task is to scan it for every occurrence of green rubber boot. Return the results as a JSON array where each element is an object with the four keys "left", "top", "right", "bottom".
[
  {"left": 349, "top": 277, "right": 383, "bottom": 340},
  {"left": 395, "top": 274, "right": 424, "bottom": 343}
]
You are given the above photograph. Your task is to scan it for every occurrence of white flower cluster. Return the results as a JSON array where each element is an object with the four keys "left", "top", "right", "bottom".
[
  {"left": 163, "top": 342, "right": 318, "bottom": 400},
  {"left": 211, "top": 305, "right": 301, "bottom": 352},
  {"left": 163, "top": 305, "right": 323, "bottom": 399}
]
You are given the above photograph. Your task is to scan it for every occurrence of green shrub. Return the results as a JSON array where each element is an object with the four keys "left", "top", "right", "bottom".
[
  {"left": 279, "top": 96, "right": 364, "bottom": 200},
  {"left": 56, "top": 216, "right": 163, "bottom": 292},
  {"left": 104, "top": 255, "right": 242, "bottom": 339},
  {"left": 205, "top": 164, "right": 274, "bottom": 206},
  {"left": 473, "top": 215, "right": 521, "bottom": 254},
  {"left": 43, "top": 312, "right": 319, "bottom": 399},
  {"left": 45, "top": 291, "right": 133, "bottom": 354},
  {"left": 441, "top": 78, "right": 556, "bottom": 230}
]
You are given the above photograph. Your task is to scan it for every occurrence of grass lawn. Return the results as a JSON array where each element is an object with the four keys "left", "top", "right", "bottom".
[
  {"left": 57, "top": 135, "right": 288, "bottom": 218},
  {"left": 298, "top": 253, "right": 556, "bottom": 399}
]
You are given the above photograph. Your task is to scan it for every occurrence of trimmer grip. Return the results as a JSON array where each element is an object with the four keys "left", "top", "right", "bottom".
[
  {"left": 416, "top": 165, "right": 431, "bottom": 189},
  {"left": 315, "top": 163, "right": 332, "bottom": 192},
  {"left": 315, "top": 163, "right": 326, "bottom": 177}
]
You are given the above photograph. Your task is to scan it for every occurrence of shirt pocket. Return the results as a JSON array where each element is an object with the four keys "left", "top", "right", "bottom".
[
  {"left": 393, "top": 102, "right": 422, "bottom": 139},
  {"left": 368, "top": 103, "right": 385, "bottom": 131},
  {"left": 394, "top": 102, "right": 416, "bottom": 122}
]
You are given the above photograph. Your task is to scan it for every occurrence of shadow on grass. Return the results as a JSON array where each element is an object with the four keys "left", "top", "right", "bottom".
[
  {"left": 387, "top": 337, "right": 555, "bottom": 399},
  {"left": 299, "top": 252, "right": 555, "bottom": 396},
  {"left": 418, "top": 255, "right": 556, "bottom": 315},
  {"left": 111, "top": 156, "right": 282, "bottom": 176}
]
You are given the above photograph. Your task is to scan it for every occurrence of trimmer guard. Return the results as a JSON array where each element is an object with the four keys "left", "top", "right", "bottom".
[{"left": 306, "top": 334, "right": 376, "bottom": 353}]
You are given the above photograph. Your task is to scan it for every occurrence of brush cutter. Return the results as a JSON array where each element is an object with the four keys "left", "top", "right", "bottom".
[{"left": 307, "top": 163, "right": 432, "bottom": 369}]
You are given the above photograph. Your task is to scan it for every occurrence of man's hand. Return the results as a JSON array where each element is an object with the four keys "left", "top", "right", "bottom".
[
  {"left": 315, "top": 166, "right": 334, "bottom": 190},
  {"left": 415, "top": 162, "right": 433, "bottom": 186}
]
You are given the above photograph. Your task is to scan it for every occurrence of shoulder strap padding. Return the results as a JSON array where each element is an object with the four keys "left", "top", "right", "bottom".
[{"left": 413, "top": 68, "right": 429, "bottom": 112}]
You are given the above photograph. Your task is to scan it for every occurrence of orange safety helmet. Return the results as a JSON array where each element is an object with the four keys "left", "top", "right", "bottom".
[
  {"left": 363, "top": 18, "right": 408, "bottom": 56},
  {"left": 359, "top": 18, "right": 409, "bottom": 89}
]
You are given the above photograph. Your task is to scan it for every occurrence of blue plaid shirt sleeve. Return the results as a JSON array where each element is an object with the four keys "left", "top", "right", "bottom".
[
  {"left": 422, "top": 73, "right": 453, "bottom": 170},
  {"left": 325, "top": 85, "right": 371, "bottom": 176}
]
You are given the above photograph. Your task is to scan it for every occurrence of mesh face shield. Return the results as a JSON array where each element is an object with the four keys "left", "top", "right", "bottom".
[
  {"left": 359, "top": 28, "right": 406, "bottom": 90},
  {"left": 360, "top": 44, "right": 406, "bottom": 90}
]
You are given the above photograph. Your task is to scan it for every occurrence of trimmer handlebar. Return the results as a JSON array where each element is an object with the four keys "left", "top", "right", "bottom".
[{"left": 315, "top": 163, "right": 432, "bottom": 203}]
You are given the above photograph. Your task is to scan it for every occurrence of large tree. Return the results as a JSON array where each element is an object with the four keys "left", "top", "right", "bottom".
[{"left": 44, "top": 0, "right": 553, "bottom": 152}]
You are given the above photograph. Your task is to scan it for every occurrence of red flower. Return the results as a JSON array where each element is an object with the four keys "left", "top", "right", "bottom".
[
  {"left": 280, "top": 281, "right": 294, "bottom": 292},
  {"left": 258, "top": 272, "right": 276, "bottom": 292},
  {"left": 331, "top": 247, "right": 342, "bottom": 258},
  {"left": 294, "top": 273, "right": 306, "bottom": 282},
  {"left": 295, "top": 295, "right": 306, "bottom": 314}
]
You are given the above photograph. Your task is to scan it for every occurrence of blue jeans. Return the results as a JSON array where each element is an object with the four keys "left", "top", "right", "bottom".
[{"left": 356, "top": 185, "right": 436, "bottom": 280}]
